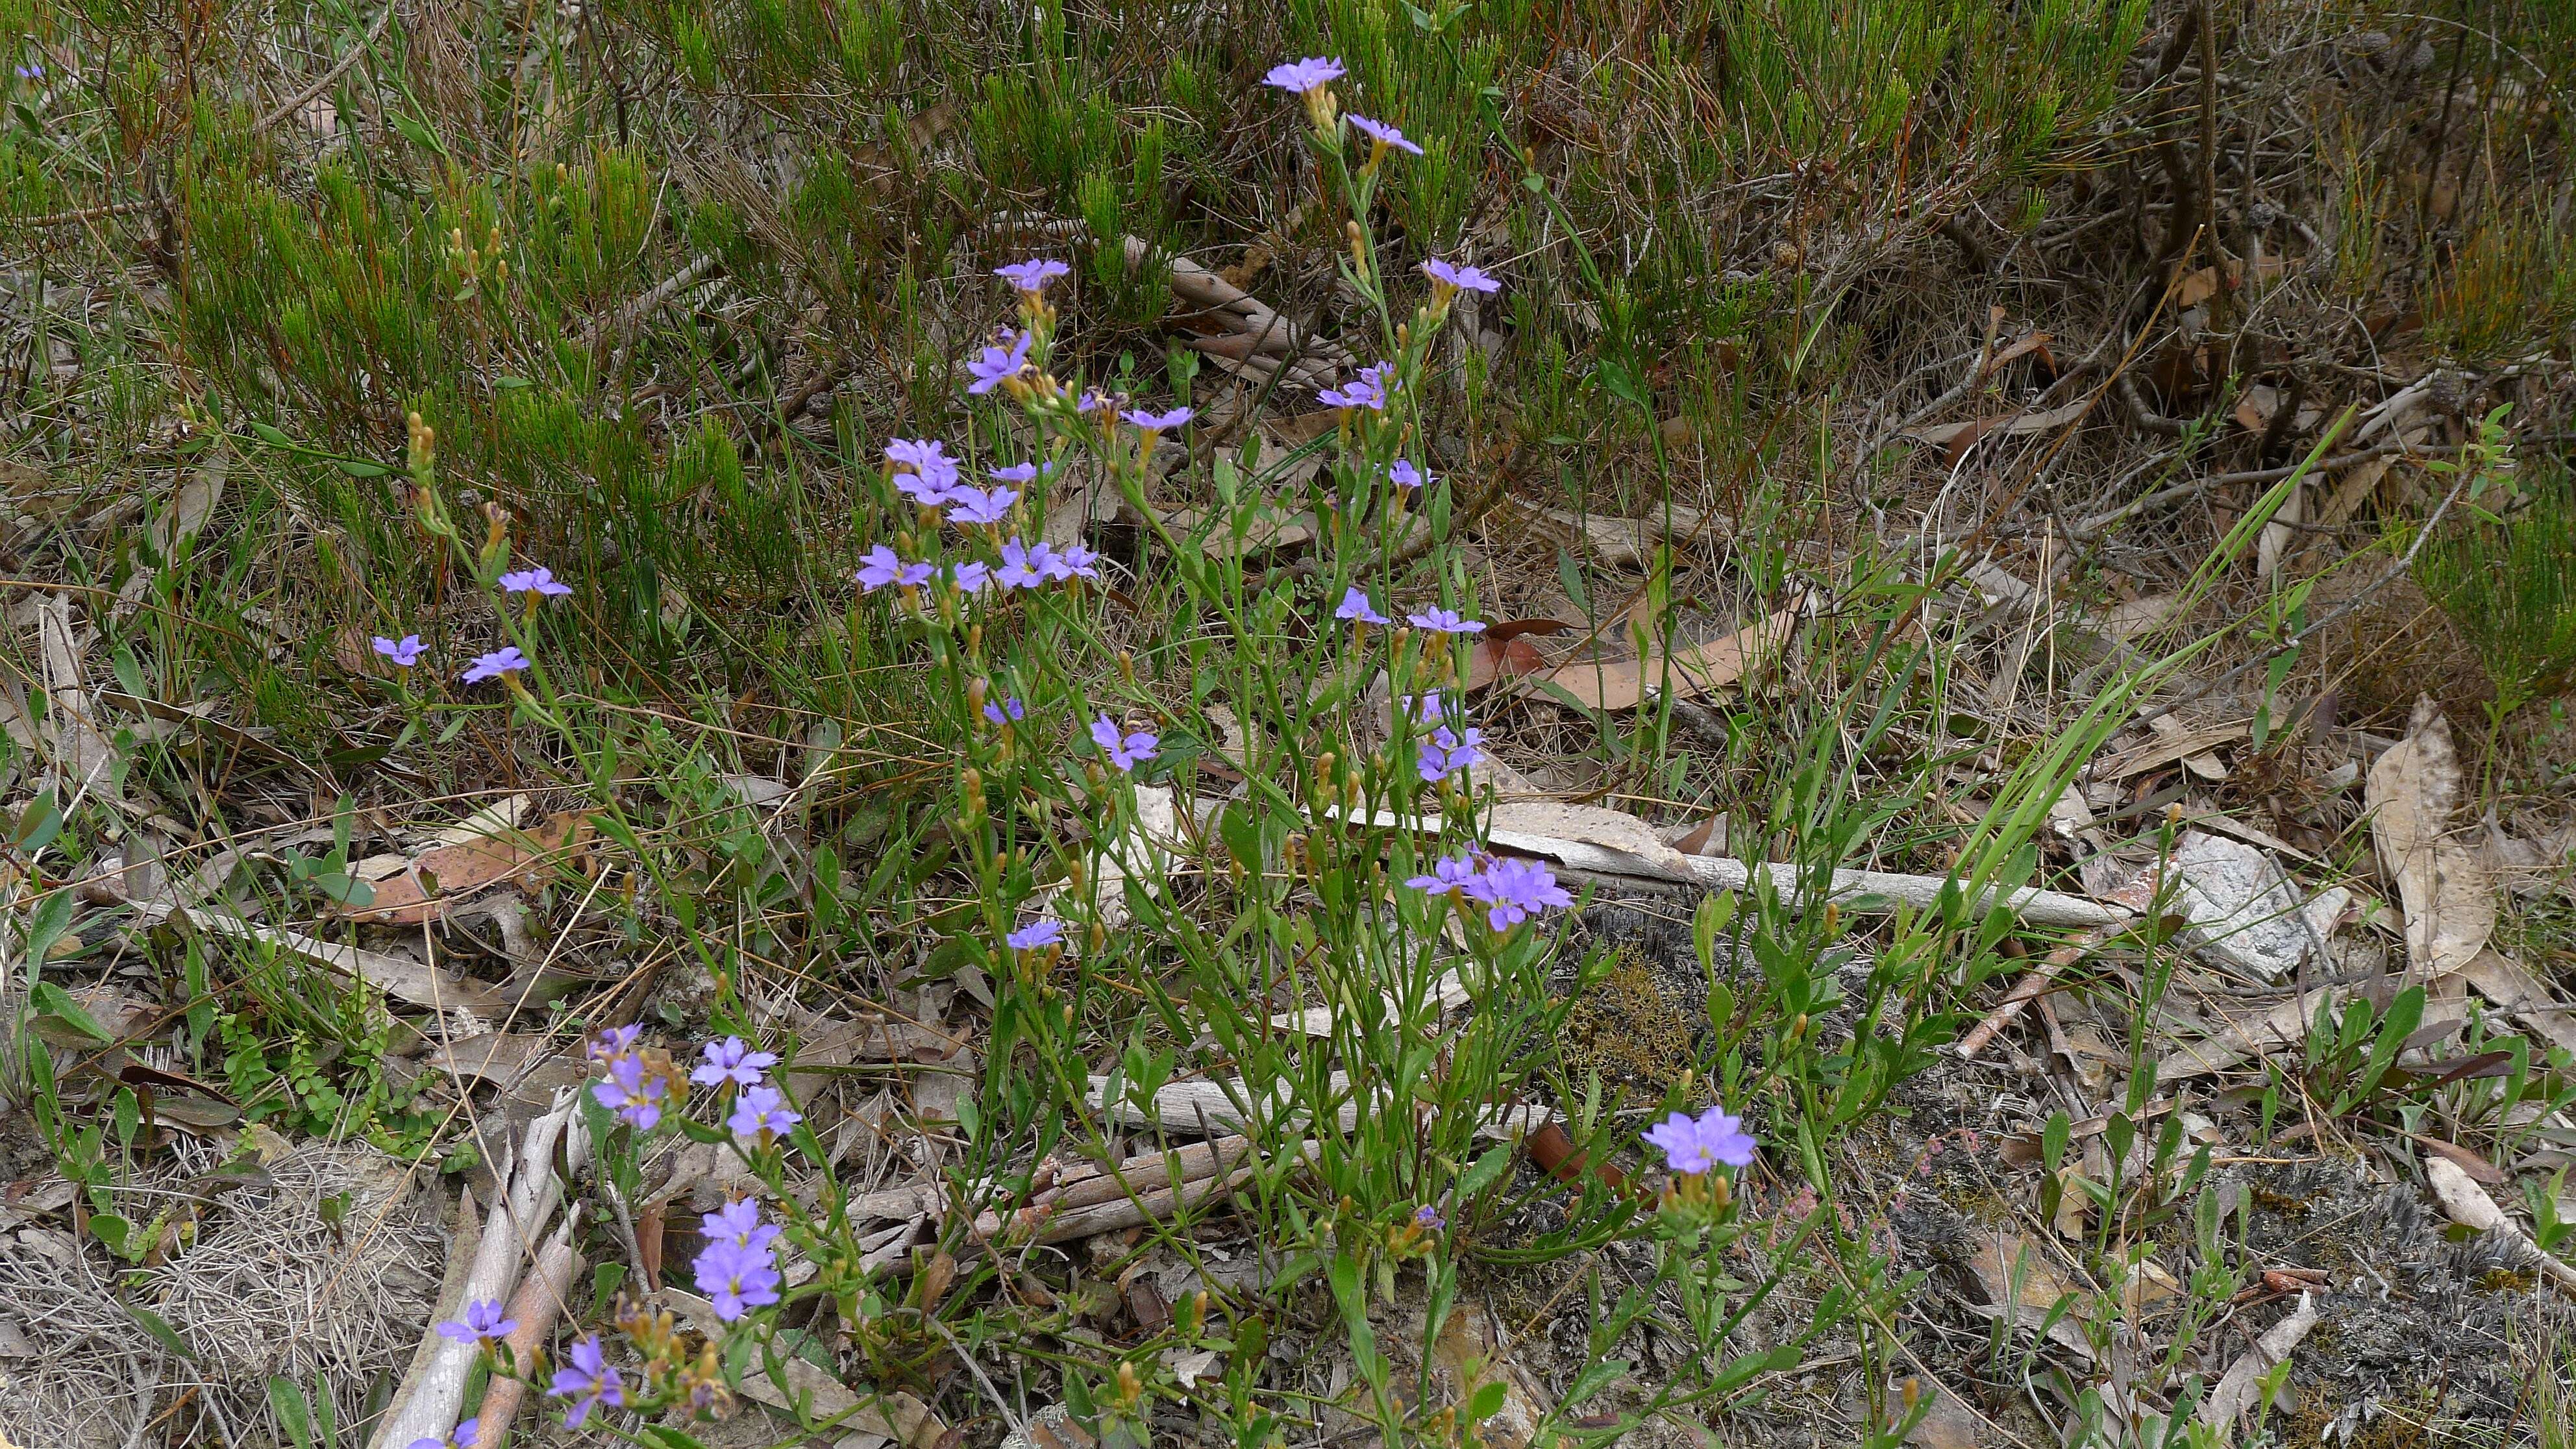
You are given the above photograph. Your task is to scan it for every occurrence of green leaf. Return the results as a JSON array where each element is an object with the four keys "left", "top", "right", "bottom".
[
  {"left": 121, "top": 1301, "right": 196, "bottom": 1361},
  {"left": 248, "top": 421, "right": 297, "bottom": 449},
  {"left": 269, "top": 1376, "right": 316, "bottom": 1449},
  {"left": 1455, "top": 1144, "right": 1513, "bottom": 1200},
  {"left": 1562, "top": 1357, "right": 1630, "bottom": 1409},
  {"left": 12, "top": 791, "right": 60, "bottom": 853},
  {"left": 31, "top": 981, "right": 112, "bottom": 1043},
  {"left": 332, "top": 457, "right": 392, "bottom": 478},
  {"left": 1467, "top": 1380, "right": 1511, "bottom": 1422},
  {"left": 310, "top": 873, "right": 377, "bottom": 908},
  {"left": 593, "top": 1261, "right": 628, "bottom": 1319},
  {"left": 19, "top": 887, "right": 77, "bottom": 976}
]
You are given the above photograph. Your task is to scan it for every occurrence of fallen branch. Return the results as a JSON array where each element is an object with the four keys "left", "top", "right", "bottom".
[
  {"left": 465, "top": 1218, "right": 582, "bottom": 1449},
  {"left": 1955, "top": 924, "right": 2124, "bottom": 1059},
  {"left": 166, "top": 905, "right": 510, "bottom": 1015},
  {"left": 1450, "top": 812, "right": 2132, "bottom": 928},
  {"left": 255, "top": 1, "right": 397, "bottom": 133},
  {"left": 370, "top": 1092, "right": 589, "bottom": 1449}
]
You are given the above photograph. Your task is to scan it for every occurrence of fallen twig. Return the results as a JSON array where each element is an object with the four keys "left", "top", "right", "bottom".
[{"left": 255, "top": 1, "right": 397, "bottom": 133}]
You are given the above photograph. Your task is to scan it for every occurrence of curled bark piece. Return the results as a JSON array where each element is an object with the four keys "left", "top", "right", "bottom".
[
  {"left": 371, "top": 1092, "right": 589, "bottom": 1449},
  {"left": 467, "top": 1215, "right": 583, "bottom": 1449}
]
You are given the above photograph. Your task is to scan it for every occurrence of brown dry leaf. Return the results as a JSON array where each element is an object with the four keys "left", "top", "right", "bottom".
[
  {"left": 2422, "top": 1156, "right": 2576, "bottom": 1291},
  {"left": 1489, "top": 800, "right": 1700, "bottom": 882},
  {"left": 1465, "top": 619, "right": 1570, "bottom": 693},
  {"left": 2460, "top": 950, "right": 2576, "bottom": 1056},
  {"left": 2257, "top": 473, "right": 2305, "bottom": 579},
  {"left": 334, "top": 811, "right": 591, "bottom": 926},
  {"left": 1981, "top": 330, "right": 2056, "bottom": 379},
  {"left": 1540, "top": 606, "right": 1796, "bottom": 712},
  {"left": 2088, "top": 719, "right": 2248, "bottom": 782},
  {"left": 2199, "top": 1293, "right": 2320, "bottom": 1434},
  {"left": 174, "top": 906, "right": 509, "bottom": 1014},
  {"left": 1963, "top": 1232, "right": 2093, "bottom": 1359},
  {"left": 1905, "top": 399, "right": 2097, "bottom": 466},
  {"left": 1430, "top": 1298, "right": 1554, "bottom": 1449},
  {"left": 1888, "top": 1377, "right": 1983, "bottom": 1449},
  {"left": 2368, "top": 697, "right": 2494, "bottom": 977}
]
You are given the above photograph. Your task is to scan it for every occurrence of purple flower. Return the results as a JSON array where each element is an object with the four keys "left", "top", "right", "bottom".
[
  {"left": 1407, "top": 606, "right": 1483, "bottom": 634},
  {"left": 549, "top": 1335, "right": 626, "bottom": 1428},
  {"left": 967, "top": 328, "right": 1033, "bottom": 395},
  {"left": 1464, "top": 856, "right": 1572, "bottom": 930},
  {"left": 1321, "top": 360, "right": 1400, "bottom": 411},
  {"left": 1089, "top": 715, "right": 1159, "bottom": 772},
  {"left": 1317, "top": 369, "right": 1387, "bottom": 411},
  {"left": 460, "top": 646, "right": 528, "bottom": 684},
  {"left": 593, "top": 1054, "right": 667, "bottom": 1132},
  {"left": 1078, "top": 388, "right": 1115, "bottom": 415},
  {"left": 1124, "top": 405, "right": 1194, "bottom": 432},
  {"left": 982, "top": 696, "right": 1026, "bottom": 725},
  {"left": 406, "top": 1420, "right": 477, "bottom": 1449},
  {"left": 996, "top": 537, "right": 1062, "bottom": 590},
  {"left": 1335, "top": 588, "right": 1390, "bottom": 625},
  {"left": 887, "top": 437, "right": 953, "bottom": 471},
  {"left": 690, "top": 1036, "right": 777, "bottom": 1089},
  {"left": 1346, "top": 114, "right": 1422, "bottom": 155},
  {"left": 1644, "top": 1106, "right": 1757, "bottom": 1176},
  {"left": 586, "top": 1024, "right": 641, "bottom": 1063},
  {"left": 1264, "top": 56, "right": 1346, "bottom": 94},
  {"left": 373, "top": 634, "right": 426, "bottom": 668},
  {"left": 888, "top": 440, "right": 965, "bottom": 502},
  {"left": 949, "top": 560, "right": 993, "bottom": 595},
  {"left": 436, "top": 1298, "right": 519, "bottom": 1346},
  {"left": 1388, "top": 458, "right": 1428, "bottom": 490},
  {"left": 856, "top": 544, "right": 935, "bottom": 592},
  {"left": 1050, "top": 542, "right": 1103, "bottom": 580},
  {"left": 1404, "top": 852, "right": 1484, "bottom": 894},
  {"left": 496, "top": 566, "right": 572, "bottom": 598},
  {"left": 996, "top": 258, "right": 1071, "bottom": 293},
  {"left": 14, "top": 63, "right": 42, "bottom": 80},
  {"left": 1008, "top": 919, "right": 1065, "bottom": 951},
  {"left": 989, "top": 461, "right": 1050, "bottom": 484},
  {"left": 692, "top": 1237, "right": 782, "bottom": 1321},
  {"left": 943, "top": 486, "right": 1018, "bottom": 526},
  {"left": 1404, "top": 691, "right": 1452, "bottom": 724},
  {"left": 702, "top": 1196, "right": 782, "bottom": 1252},
  {"left": 1424, "top": 259, "right": 1502, "bottom": 294},
  {"left": 1413, "top": 1204, "right": 1444, "bottom": 1230},
  {"left": 727, "top": 1084, "right": 802, "bottom": 1143},
  {"left": 1417, "top": 724, "right": 1483, "bottom": 784}
]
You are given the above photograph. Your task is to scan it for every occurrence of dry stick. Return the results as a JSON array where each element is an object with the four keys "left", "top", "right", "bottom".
[
  {"left": 370, "top": 1093, "right": 589, "bottom": 1449},
  {"left": 17, "top": 198, "right": 155, "bottom": 229},
  {"left": 465, "top": 1218, "right": 584, "bottom": 1449},
  {"left": 2066, "top": 442, "right": 2466, "bottom": 541},
  {"left": 1955, "top": 924, "right": 2122, "bottom": 1059},
  {"left": 254, "top": 1, "right": 397, "bottom": 133}
]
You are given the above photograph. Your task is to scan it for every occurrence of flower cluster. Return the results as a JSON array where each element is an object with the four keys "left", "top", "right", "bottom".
[
  {"left": 693, "top": 1196, "right": 784, "bottom": 1321},
  {"left": 1318, "top": 360, "right": 1398, "bottom": 412},
  {"left": 1404, "top": 852, "right": 1573, "bottom": 929},
  {"left": 588, "top": 1026, "right": 686, "bottom": 1132},
  {"left": 1644, "top": 1106, "right": 1757, "bottom": 1176}
]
